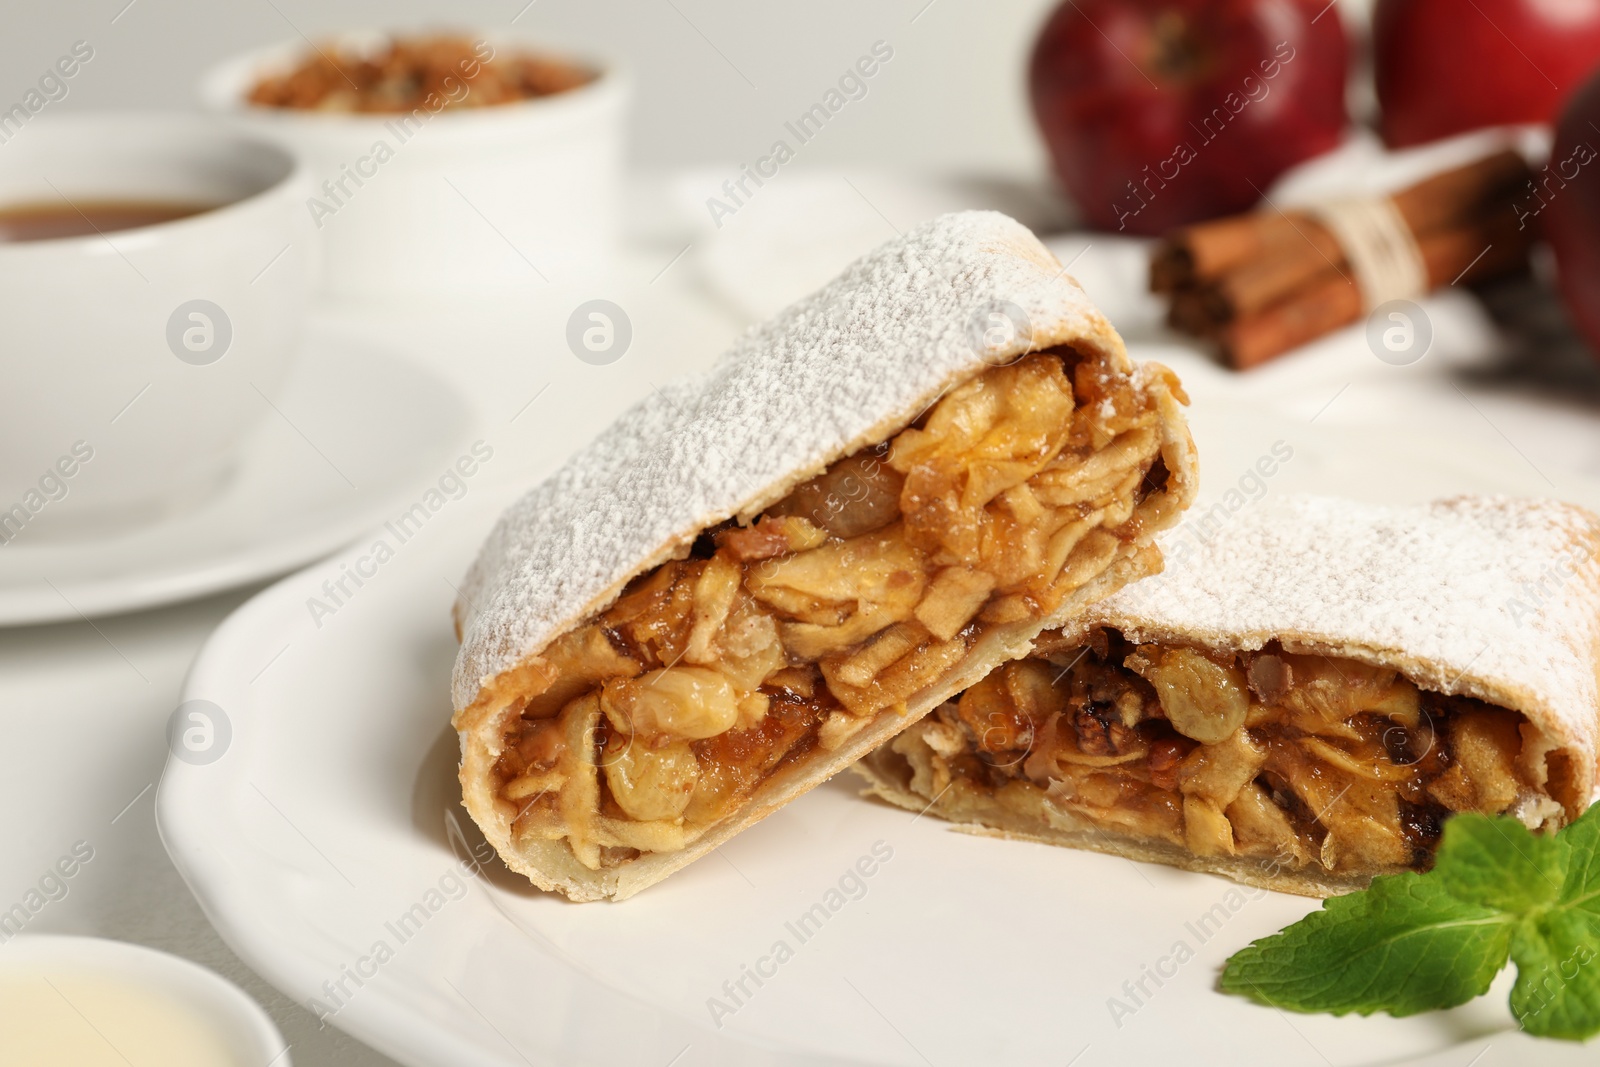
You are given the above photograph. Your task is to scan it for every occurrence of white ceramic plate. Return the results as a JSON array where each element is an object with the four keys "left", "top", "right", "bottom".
[
  {"left": 157, "top": 399, "right": 1600, "bottom": 1067},
  {"left": 0, "top": 327, "right": 476, "bottom": 626},
  {"left": 0, "top": 934, "right": 290, "bottom": 1065}
]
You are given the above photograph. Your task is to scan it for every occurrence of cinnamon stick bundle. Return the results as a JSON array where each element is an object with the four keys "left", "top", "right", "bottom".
[
  {"left": 1151, "top": 150, "right": 1537, "bottom": 369},
  {"left": 1222, "top": 211, "right": 1532, "bottom": 369},
  {"left": 1150, "top": 150, "right": 1529, "bottom": 293}
]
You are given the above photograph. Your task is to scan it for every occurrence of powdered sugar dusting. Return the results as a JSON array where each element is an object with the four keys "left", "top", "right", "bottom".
[
  {"left": 452, "top": 211, "right": 1126, "bottom": 710},
  {"left": 1087, "top": 495, "right": 1600, "bottom": 754}
]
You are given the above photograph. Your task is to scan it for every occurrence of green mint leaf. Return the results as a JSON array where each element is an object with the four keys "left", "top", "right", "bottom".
[
  {"left": 1555, "top": 801, "right": 1600, "bottom": 911},
  {"left": 1433, "top": 813, "right": 1567, "bottom": 912},
  {"left": 1510, "top": 908, "right": 1600, "bottom": 1039},
  {"left": 1220, "top": 807, "right": 1600, "bottom": 1040},
  {"left": 1509, "top": 802, "right": 1600, "bottom": 1040},
  {"left": 1219, "top": 871, "right": 1513, "bottom": 1017}
]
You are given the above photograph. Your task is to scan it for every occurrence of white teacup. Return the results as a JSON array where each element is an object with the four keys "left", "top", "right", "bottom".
[
  {"left": 198, "top": 31, "right": 628, "bottom": 301},
  {"left": 0, "top": 114, "right": 314, "bottom": 541}
]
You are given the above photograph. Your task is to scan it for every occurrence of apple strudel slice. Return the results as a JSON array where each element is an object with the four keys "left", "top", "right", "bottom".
[
  {"left": 858, "top": 494, "right": 1600, "bottom": 897},
  {"left": 451, "top": 211, "right": 1198, "bottom": 901}
]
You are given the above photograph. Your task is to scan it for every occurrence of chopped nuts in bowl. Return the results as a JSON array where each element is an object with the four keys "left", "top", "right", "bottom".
[{"left": 198, "top": 31, "right": 628, "bottom": 299}]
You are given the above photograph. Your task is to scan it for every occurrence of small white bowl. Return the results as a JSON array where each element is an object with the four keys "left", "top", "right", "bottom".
[
  {"left": 199, "top": 31, "right": 630, "bottom": 301},
  {"left": 0, "top": 935, "right": 289, "bottom": 1066},
  {"left": 0, "top": 114, "right": 313, "bottom": 538}
]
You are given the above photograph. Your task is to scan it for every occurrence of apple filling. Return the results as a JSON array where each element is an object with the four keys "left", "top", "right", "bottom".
[
  {"left": 489, "top": 350, "right": 1186, "bottom": 870},
  {"left": 878, "top": 630, "right": 1581, "bottom": 877}
]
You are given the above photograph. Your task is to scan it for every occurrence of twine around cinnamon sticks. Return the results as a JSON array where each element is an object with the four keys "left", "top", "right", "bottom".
[{"left": 1151, "top": 150, "right": 1536, "bottom": 369}]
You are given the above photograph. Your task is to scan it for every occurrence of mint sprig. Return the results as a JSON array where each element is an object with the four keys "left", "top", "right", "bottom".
[{"left": 1220, "top": 803, "right": 1600, "bottom": 1040}]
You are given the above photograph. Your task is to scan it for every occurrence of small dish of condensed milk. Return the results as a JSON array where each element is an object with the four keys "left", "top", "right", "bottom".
[{"left": 0, "top": 935, "right": 288, "bottom": 1066}]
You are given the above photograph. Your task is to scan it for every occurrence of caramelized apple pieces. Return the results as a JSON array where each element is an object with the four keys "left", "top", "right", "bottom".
[
  {"left": 903, "top": 632, "right": 1558, "bottom": 878},
  {"left": 890, "top": 354, "right": 1077, "bottom": 566},
  {"left": 492, "top": 344, "right": 1173, "bottom": 863}
]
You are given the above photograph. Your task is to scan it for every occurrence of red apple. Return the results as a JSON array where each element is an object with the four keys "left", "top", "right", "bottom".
[
  {"left": 1545, "top": 68, "right": 1600, "bottom": 354},
  {"left": 1029, "top": 0, "right": 1348, "bottom": 235},
  {"left": 1375, "top": 0, "right": 1600, "bottom": 148}
]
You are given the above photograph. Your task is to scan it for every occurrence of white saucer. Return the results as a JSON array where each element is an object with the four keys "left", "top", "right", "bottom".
[
  {"left": 156, "top": 397, "right": 1600, "bottom": 1067},
  {"left": 0, "top": 328, "right": 477, "bottom": 626}
]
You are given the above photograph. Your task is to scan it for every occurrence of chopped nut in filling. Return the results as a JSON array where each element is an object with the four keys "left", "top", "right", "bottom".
[
  {"left": 878, "top": 629, "right": 1581, "bottom": 877},
  {"left": 489, "top": 349, "right": 1185, "bottom": 869}
]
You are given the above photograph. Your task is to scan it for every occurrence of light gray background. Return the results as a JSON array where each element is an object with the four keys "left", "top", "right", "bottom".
[
  {"left": 5, "top": 0, "right": 1070, "bottom": 175},
  {"left": 2, "top": 0, "right": 1374, "bottom": 175}
]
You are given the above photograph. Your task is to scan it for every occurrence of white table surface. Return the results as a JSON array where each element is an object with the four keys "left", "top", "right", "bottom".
[{"left": 5, "top": 172, "right": 1600, "bottom": 1067}]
